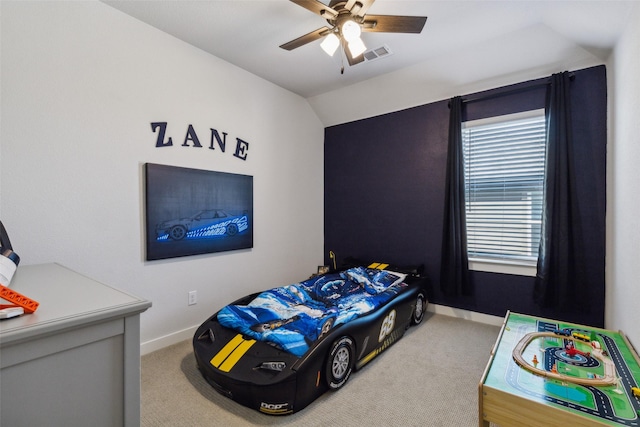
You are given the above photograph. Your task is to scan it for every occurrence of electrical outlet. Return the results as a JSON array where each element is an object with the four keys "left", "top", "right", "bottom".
[{"left": 188, "top": 290, "right": 197, "bottom": 306}]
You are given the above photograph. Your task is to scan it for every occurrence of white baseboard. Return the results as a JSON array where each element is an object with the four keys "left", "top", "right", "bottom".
[
  {"left": 141, "top": 305, "right": 503, "bottom": 355},
  {"left": 427, "top": 303, "right": 504, "bottom": 327},
  {"left": 141, "top": 325, "right": 199, "bottom": 355}
]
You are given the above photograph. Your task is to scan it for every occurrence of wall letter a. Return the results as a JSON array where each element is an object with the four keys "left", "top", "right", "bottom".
[{"left": 182, "top": 124, "right": 203, "bottom": 148}]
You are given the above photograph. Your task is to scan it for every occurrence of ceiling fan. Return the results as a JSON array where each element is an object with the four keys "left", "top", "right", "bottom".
[{"left": 280, "top": 0, "right": 428, "bottom": 67}]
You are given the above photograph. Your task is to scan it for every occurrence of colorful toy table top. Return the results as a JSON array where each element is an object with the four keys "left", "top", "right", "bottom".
[{"left": 481, "top": 312, "right": 640, "bottom": 426}]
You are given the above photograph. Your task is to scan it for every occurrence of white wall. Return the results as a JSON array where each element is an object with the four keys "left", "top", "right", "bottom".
[
  {"left": 0, "top": 1, "right": 324, "bottom": 353},
  {"left": 607, "top": 5, "right": 640, "bottom": 348},
  {"left": 309, "top": 23, "right": 609, "bottom": 127}
]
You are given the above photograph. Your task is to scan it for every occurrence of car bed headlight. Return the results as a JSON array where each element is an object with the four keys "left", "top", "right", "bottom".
[{"left": 258, "top": 361, "right": 286, "bottom": 372}]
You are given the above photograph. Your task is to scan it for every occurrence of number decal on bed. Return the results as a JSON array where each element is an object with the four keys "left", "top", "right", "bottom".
[{"left": 378, "top": 310, "right": 396, "bottom": 342}]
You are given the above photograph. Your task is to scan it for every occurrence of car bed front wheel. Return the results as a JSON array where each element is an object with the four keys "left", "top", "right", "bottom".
[{"left": 326, "top": 336, "right": 354, "bottom": 389}]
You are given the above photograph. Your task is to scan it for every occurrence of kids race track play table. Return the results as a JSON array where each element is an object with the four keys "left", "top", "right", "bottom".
[{"left": 479, "top": 311, "right": 640, "bottom": 427}]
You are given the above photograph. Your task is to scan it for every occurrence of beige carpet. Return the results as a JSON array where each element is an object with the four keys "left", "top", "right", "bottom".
[{"left": 141, "top": 313, "right": 500, "bottom": 426}]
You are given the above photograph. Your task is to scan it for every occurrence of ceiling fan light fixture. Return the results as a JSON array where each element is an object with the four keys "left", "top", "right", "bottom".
[
  {"left": 341, "top": 19, "right": 361, "bottom": 42},
  {"left": 281, "top": 0, "right": 428, "bottom": 68},
  {"left": 348, "top": 37, "right": 367, "bottom": 57},
  {"left": 321, "top": 33, "right": 340, "bottom": 56}
]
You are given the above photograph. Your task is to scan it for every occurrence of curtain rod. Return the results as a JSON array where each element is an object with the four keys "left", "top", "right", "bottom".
[{"left": 449, "top": 72, "right": 575, "bottom": 107}]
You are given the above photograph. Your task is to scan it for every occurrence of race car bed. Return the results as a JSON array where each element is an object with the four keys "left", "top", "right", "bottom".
[{"left": 193, "top": 263, "right": 428, "bottom": 415}]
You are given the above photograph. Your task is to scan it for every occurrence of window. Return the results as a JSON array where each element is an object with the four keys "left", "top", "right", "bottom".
[{"left": 462, "top": 109, "right": 546, "bottom": 276}]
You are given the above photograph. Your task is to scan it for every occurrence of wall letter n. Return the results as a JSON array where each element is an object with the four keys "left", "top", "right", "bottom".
[{"left": 209, "top": 128, "right": 227, "bottom": 152}]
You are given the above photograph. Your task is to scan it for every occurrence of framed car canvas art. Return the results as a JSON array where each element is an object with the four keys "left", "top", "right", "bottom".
[{"left": 144, "top": 163, "right": 253, "bottom": 261}]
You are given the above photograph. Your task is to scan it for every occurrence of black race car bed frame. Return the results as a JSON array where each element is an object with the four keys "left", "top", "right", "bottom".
[{"left": 193, "top": 264, "right": 428, "bottom": 415}]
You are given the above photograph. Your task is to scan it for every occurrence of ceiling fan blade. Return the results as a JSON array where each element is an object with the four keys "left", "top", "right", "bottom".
[
  {"left": 343, "top": 0, "right": 375, "bottom": 17},
  {"left": 280, "top": 26, "right": 332, "bottom": 51},
  {"left": 290, "top": 0, "right": 339, "bottom": 20},
  {"left": 362, "top": 15, "right": 427, "bottom": 33}
]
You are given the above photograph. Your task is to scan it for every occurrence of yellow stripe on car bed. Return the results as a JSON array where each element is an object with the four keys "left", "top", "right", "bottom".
[
  {"left": 368, "top": 262, "right": 389, "bottom": 270},
  {"left": 210, "top": 334, "right": 256, "bottom": 372}
]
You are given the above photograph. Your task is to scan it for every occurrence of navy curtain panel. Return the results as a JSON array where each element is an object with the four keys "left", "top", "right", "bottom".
[
  {"left": 440, "top": 96, "right": 472, "bottom": 297},
  {"left": 534, "top": 72, "right": 586, "bottom": 311}
]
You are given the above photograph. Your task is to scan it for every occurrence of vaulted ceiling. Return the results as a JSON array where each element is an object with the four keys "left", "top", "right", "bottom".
[{"left": 102, "top": 1, "right": 635, "bottom": 125}]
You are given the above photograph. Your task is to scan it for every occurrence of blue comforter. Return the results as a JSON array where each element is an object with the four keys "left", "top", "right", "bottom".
[{"left": 217, "top": 267, "right": 407, "bottom": 356}]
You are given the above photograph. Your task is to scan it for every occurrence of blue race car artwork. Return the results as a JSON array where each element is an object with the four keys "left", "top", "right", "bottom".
[
  {"left": 193, "top": 263, "right": 428, "bottom": 415},
  {"left": 156, "top": 209, "right": 248, "bottom": 241}
]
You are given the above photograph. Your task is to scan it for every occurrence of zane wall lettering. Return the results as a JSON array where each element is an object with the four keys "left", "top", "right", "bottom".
[{"left": 151, "top": 122, "right": 249, "bottom": 161}]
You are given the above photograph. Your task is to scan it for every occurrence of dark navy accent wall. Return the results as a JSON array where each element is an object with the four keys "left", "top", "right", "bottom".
[
  {"left": 324, "top": 65, "right": 607, "bottom": 327},
  {"left": 325, "top": 101, "right": 449, "bottom": 275}
]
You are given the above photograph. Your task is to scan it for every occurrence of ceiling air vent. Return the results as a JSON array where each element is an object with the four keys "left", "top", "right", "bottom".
[{"left": 363, "top": 45, "right": 393, "bottom": 62}]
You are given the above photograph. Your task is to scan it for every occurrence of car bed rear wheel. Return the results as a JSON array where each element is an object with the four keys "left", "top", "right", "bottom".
[
  {"left": 412, "top": 292, "right": 427, "bottom": 325},
  {"left": 326, "top": 336, "right": 354, "bottom": 389}
]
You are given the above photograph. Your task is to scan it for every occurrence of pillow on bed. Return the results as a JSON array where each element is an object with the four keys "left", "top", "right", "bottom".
[
  {"left": 343, "top": 267, "right": 406, "bottom": 294},
  {"left": 340, "top": 256, "right": 425, "bottom": 277}
]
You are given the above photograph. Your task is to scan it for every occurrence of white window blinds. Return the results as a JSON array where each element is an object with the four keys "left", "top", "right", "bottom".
[{"left": 462, "top": 109, "right": 546, "bottom": 264}]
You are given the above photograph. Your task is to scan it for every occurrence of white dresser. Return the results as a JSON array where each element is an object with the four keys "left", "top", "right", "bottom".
[{"left": 0, "top": 263, "right": 151, "bottom": 427}]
